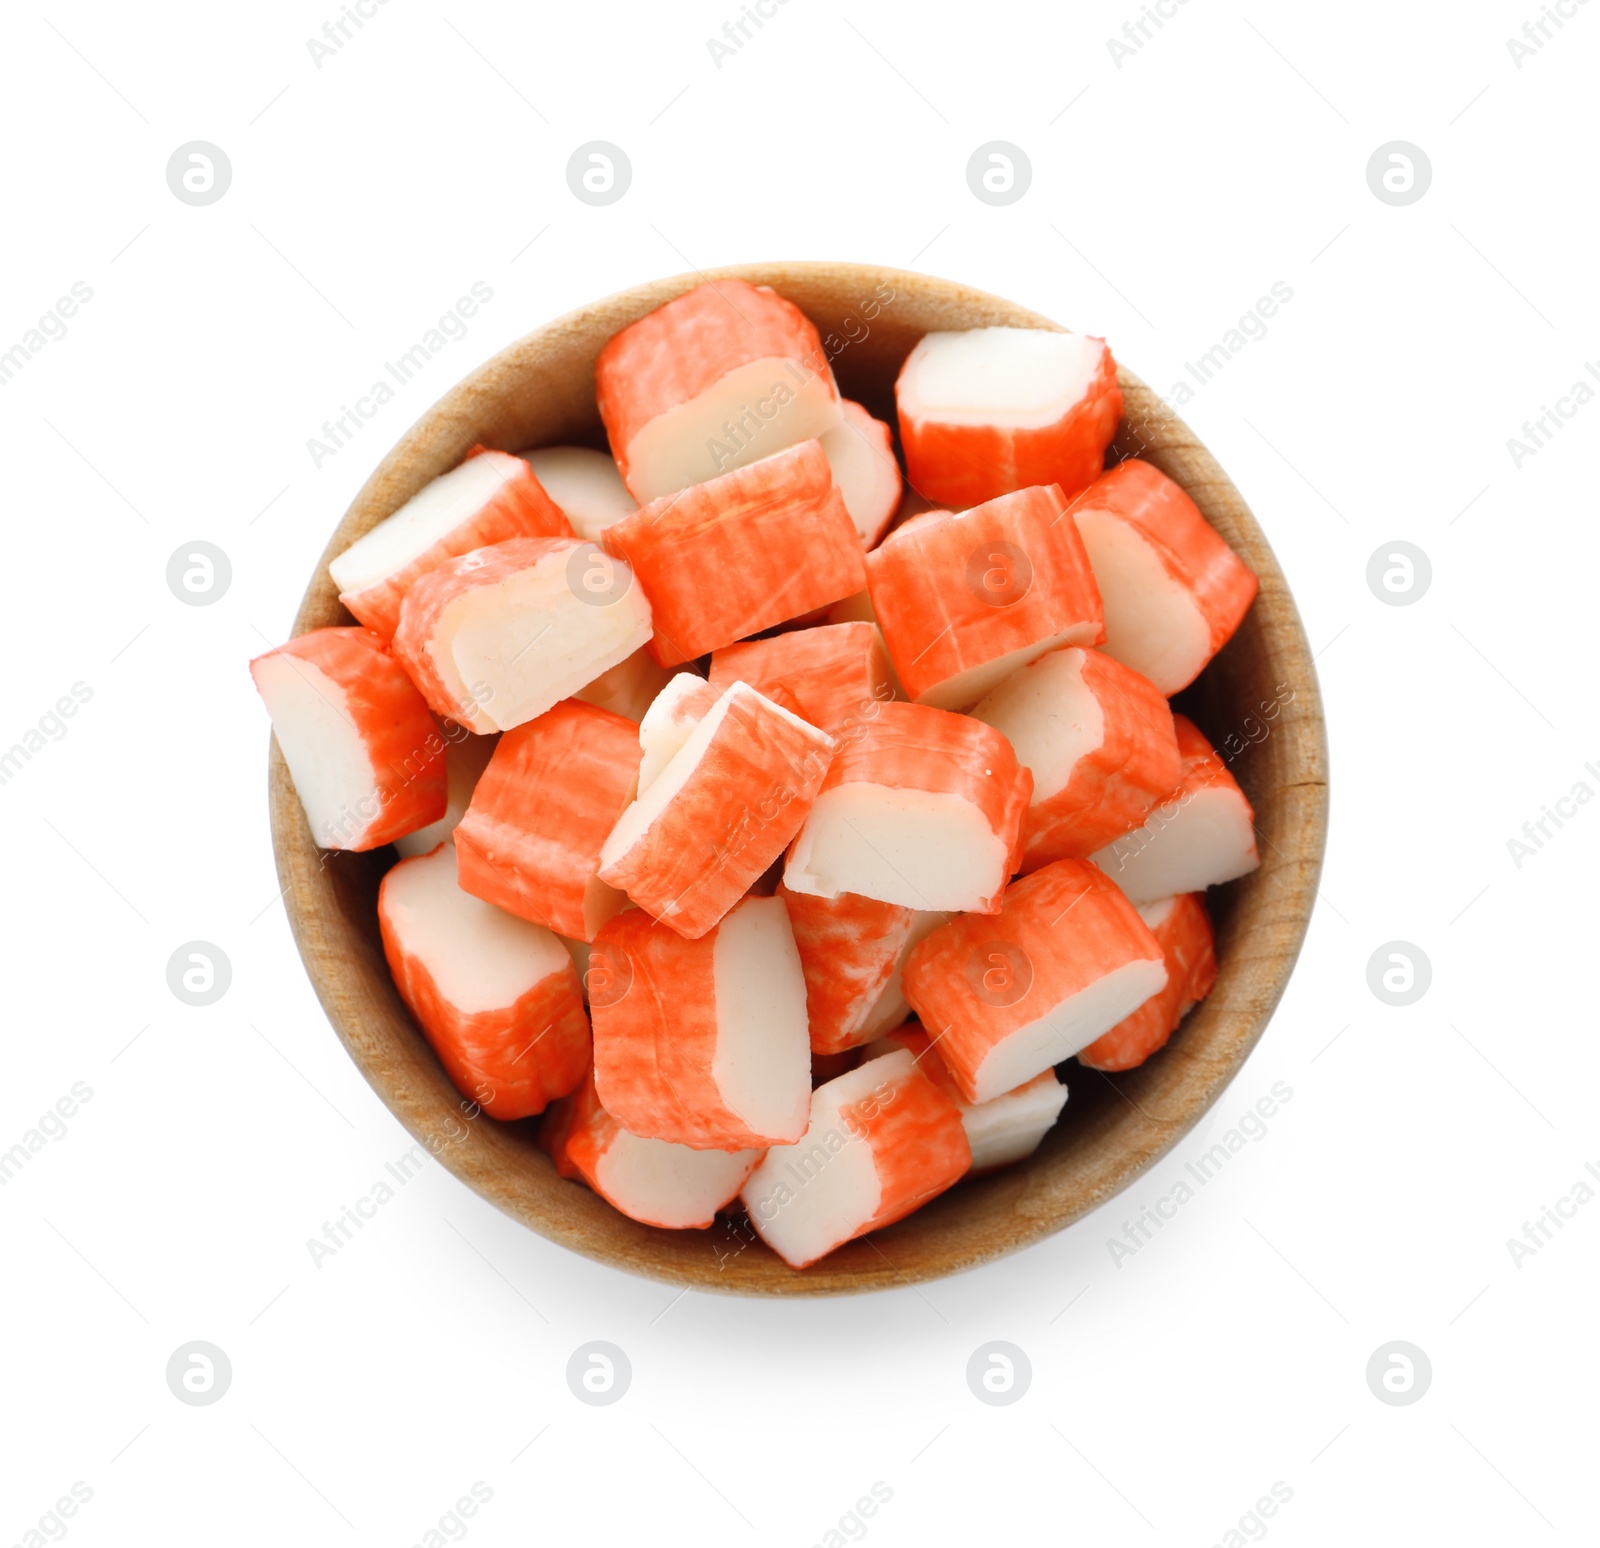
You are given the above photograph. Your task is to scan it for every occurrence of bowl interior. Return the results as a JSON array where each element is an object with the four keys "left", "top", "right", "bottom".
[{"left": 269, "top": 262, "right": 1328, "bottom": 1295}]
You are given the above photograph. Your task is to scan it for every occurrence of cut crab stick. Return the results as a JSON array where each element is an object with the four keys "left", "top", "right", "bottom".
[
  {"left": 393, "top": 728, "right": 498, "bottom": 858},
  {"left": 600, "top": 440, "right": 867, "bottom": 667},
  {"left": 818, "top": 400, "right": 903, "bottom": 548},
  {"left": 636, "top": 672, "right": 722, "bottom": 793},
  {"left": 897, "top": 328, "right": 1122, "bottom": 508},
  {"left": 590, "top": 897, "right": 811, "bottom": 1148},
  {"left": 776, "top": 885, "right": 919, "bottom": 1055},
  {"left": 854, "top": 907, "right": 953, "bottom": 1043},
  {"left": 902, "top": 858, "right": 1167, "bottom": 1103},
  {"left": 596, "top": 279, "right": 843, "bottom": 503},
  {"left": 599, "top": 681, "right": 835, "bottom": 938},
  {"left": 522, "top": 446, "right": 636, "bottom": 541},
  {"left": 783, "top": 702, "right": 1031, "bottom": 914},
  {"left": 539, "top": 1067, "right": 760, "bottom": 1229},
  {"left": 1090, "top": 716, "right": 1260, "bottom": 904},
  {"left": 1069, "top": 459, "right": 1258, "bottom": 695},
  {"left": 709, "top": 622, "right": 895, "bottom": 734},
  {"left": 392, "top": 536, "right": 652, "bottom": 733},
  {"left": 864, "top": 1025, "right": 1068, "bottom": 1173},
  {"left": 1078, "top": 893, "right": 1216, "bottom": 1071},
  {"left": 378, "top": 843, "right": 590, "bottom": 1118},
  {"left": 572, "top": 646, "right": 674, "bottom": 724},
  {"left": 329, "top": 449, "right": 571, "bottom": 640},
  {"left": 866, "top": 485, "right": 1104, "bottom": 710},
  {"left": 741, "top": 1048, "right": 970, "bottom": 1268},
  {"left": 454, "top": 699, "right": 640, "bottom": 942},
  {"left": 250, "top": 626, "right": 446, "bottom": 851},
  {"left": 969, "top": 646, "right": 1182, "bottom": 867}
]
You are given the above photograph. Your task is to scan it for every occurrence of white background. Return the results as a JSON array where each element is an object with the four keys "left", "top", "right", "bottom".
[{"left": 2, "top": 0, "right": 1596, "bottom": 1542}]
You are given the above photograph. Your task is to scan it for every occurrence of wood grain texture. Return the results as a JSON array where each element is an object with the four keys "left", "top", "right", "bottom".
[{"left": 268, "top": 262, "right": 1329, "bottom": 1296}]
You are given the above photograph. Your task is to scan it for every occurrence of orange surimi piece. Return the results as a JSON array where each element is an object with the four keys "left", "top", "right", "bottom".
[
  {"left": 896, "top": 328, "right": 1122, "bottom": 509},
  {"left": 600, "top": 440, "right": 867, "bottom": 667},
  {"left": 596, "top": 279, "right": 843, "bottom": 503},
  {"left": 866, "top": 485, "right": 1104, "bottom": 710},
  {"left": 599, "top": 681, "right": 835, "bottom": 938},
  {"left": 392, "top": 535, "right": 652, "bottom": 733},
  {"left": 454, "top": 699, "right": 640, "bottom": 941},
  {"left": 741, "top": 1048, "right": 971, "bottom": 1268},
  {"left": 969, "top": 646, "right": 1182, "bottom": 868},
  {"left": 864, "top": 1025, "right": 1067, "bottom": 1173},
  {"left": 776, "top": 884, "right": 923, "bottom": 1055},
  {"left": 590, "top": 897, "right": 811, "bottom": 1149},
  {"left": 329, "top": 449, "right": 571, "bottom": 640},
  {"left": 1069, "top": 459, "right": 1259, "bottom": 695},
  {"left": 783, "top": 702, "right": 1031, "bottom": 914},
  {"left": 635, "top": 672, "right": 722, "bottom": 792},
  {"left": 709, "top": 622, "right": 895, "bottom": 733},
  {"left": 393, "top": 728, "right": 498, "bottom": 859},
  {"left": 902, "top": 858, "right": 1167, "bottom": 1103},
  {"left": 1091, "top": 716, "right": 1260, "bottom": 903},
  {"left": 1078, "top": 893, "right": 1216, "bottom": 1071},
  {"left": 378, "top": 843, "right": 590, "bottom": 1118},
  {"left": 539, "top": 1067, "right": 761, "bottom": 1229},
  {"left": 250, "top": 626, "right": 446, "bottom": 851},
  {"left": 521, "top": 447, "right": 636, "bottom": 541},
  {"left": 818, "top": 400, "right": 903, "bottom": 547}
]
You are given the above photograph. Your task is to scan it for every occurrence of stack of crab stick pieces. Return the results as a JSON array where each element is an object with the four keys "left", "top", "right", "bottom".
[{"left": 251, "top": 279, "right": 1263, "bottom": 1269}]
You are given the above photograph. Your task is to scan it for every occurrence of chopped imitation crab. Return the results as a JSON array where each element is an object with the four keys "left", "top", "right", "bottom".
[
  {"left": 596, "top": 279, "right": 843, "bottom": 503},
  {"left": 897, "top": 328, "right": 1122, "bottom": 508},
  {"left": 783, "top": 702, "right": 1031, "bottom": 914},
  {"left": 1091, "top": 715, "right": 1260, "bottom": 903},
  {"left": 818, "top": 400, "right": 903, "bottom": 547},
  {"left": 599, "top": 681, "right": 835, "bottom": 938},
  {"left": 776, "top": 885, "right": 917, "bottom": 1055},
  {"left": 251, "top": 626, "right": 446, "bottom": 851},
  {"left": 600, "top": 440, "right": 866, "bottom": 667},
  {"left": 1078, "top": 893, "right": 1217, "bottom": 1071},
  {"left": 969, "top": 645, "right": 1182, "bottom": 868},
  {"left": 391, "top": 535, "right": 652, "bottom": 733},
  {"left": 902, "top": 858, "right": 1167, "bottom": 1103},
  {"left": 864, "top": 1025, "right": 1067, "bottom": 1172},
  {"left": 572, "top": 646, "right": 675, "bottom": 723},
  {"left": 329, "top": 449, "right": 571, "bottom": 640},
  {"left": 866, "top": 485, "right": 1104, "bottom": 710},
  {"left": 454, "top": 698, "right": 640, "bottom": 941},
  {"left": 708, "top": 621, "right": 895, "bottom": 733},
  {"left": 1069, "top": 458, "right": 1259, "bottom": 695},
  {"left": 539, "top": 1067, "right": 761, "bottom": 1229},
  {"left": 378, "top": 843, "right": 590, "bottom": 1117},
  {"left": 393, "top": 727, "right": 498, "bottom": 859},
  {"left": 741, "top": 1048, "right": 970, "bottom": 1268},
  {"left": 590, "top": 896, "right": 811, "bottom": 1148},
  {"left": 635, "top": 672, "right": 722, "bottom": 793},
  {"left": 522, "top": 446, "right": 636, "bottom": 541}
]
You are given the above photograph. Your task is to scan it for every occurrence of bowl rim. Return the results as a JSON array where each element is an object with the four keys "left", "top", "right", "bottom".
[{"left": 268, "top": 260, "right": 1329, "bottom": 1296}]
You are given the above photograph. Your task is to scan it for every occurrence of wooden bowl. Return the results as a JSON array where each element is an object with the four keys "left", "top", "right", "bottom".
[{"left": 269, "top": 262, "right": 1328, "bottom": 1296}]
